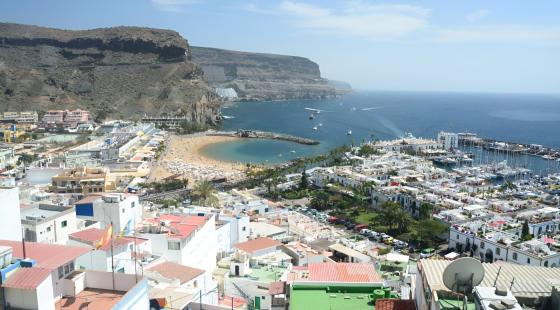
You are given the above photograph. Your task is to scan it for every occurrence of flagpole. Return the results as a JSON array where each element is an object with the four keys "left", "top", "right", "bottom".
[
  {"left": 134, "top": 215, "right": 138, "bottom": 283},
  {"left": 110, "top": 221, "right": 115, "bottom": 291}
]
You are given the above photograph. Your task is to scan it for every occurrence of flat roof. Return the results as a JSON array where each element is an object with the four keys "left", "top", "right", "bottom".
[
  {"left": 20, "top": 207, "right": 60, "bottom": 219},
  {"left": 57, "top": 288, "right": 126, "bottom": 310},
  {"left": 290, "top": 283, "right": 383, "bottom": 310},
  {"left": 420, "top": 259, "right": 560, "bottom": 298}
]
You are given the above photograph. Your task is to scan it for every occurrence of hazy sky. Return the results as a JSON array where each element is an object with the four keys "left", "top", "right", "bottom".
[{"left": 1, "top": 0, "right": 559, "bottom": 93}]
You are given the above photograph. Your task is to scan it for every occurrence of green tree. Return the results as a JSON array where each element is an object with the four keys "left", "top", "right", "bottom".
[
  {"left": 299, "top": 169, "right": 308, "bottom": 190},
  {"left": 419, "top": 203, "right": 434, "bottom": 220},
  {"left": 522, "top": 220, "right": 532, "bottom": 241},
  {"left": 378, "top": 201, "right": 402, "bottom": 232},
  {"left": 410, "top": 219, "right": 448, "bottom": 248},
  {"left": 192, "top": 180, "right": 219, "bottom": 208}
]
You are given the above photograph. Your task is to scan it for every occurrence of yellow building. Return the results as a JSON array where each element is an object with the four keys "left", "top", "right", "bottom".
[{"left": 50, "top": 167, "right": 115, "bottom": 194}]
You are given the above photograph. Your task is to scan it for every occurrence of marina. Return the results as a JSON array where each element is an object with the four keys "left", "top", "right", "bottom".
[{"left": 459, "top": 133, "right": 560, "bottom": 161}]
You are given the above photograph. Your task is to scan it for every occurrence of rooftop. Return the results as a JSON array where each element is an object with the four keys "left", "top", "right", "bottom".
[
  {"left": 146, "top": 261, "right": 204, "bottom": 285},
  {"left": 420, "top": 259, "right": 560, "bottom": 298},
  {"left": 69, "top": 227, "right": 148, "bottom": 251},
  {"left": 57, "top": 288, "right": 126, "bottom": 310},
  {"left": 290, "top": 283, "right": 384, "bottom": 310},
  {"left": 234, "top": 237, "right": 280, "bottom": 254},
  {"left": 291, "top": 263, "right": 383, "bottom": 283},
  {"left": 0, "top": 240, "right": 89, "bottom": 270},
  {"left": 141, "top": 214, "right": 210, "bottom": 239},
  {"left": 2, "top": 267, "right": 51, "bottom": 290}
]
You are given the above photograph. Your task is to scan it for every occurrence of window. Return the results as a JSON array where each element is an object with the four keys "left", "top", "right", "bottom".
[
  {"left": 496, "top": 247, "right": 501, "bottom": 256},
  {"left": 527, "top": 258, "right": 531, "bottom": 264},
  {"left": 242, "top": 227, "right": 246, "bottom": 231},
  {"left": 131, "top": 201, "right": 135, "bottom": 208},
  {"left": 480, "top": 241, "right": 485, "bottom": 249},
  {"left": 61, "top": 220, "right": 68, "bottom": 228},
  {"left": 58, "top": 266, "right": 64, "bottom": 279},
  {"left": 262, "top": 296, "right": 266, "bottom": 300},
  {"left": 64, "top": 264, "right": 70, "bottom": 274},
  {"left": 265, "top": 208, "right": 269, "bottom": 213},
  {"left": 456, "top": 234, "right": 460, "bottom": 240},
  {"left": 513, "top": 252, "right": 518, "bottom": 260},
  {"left": 122, "top": 208, "right": 125, "bottom": 213},
  {"left": 68, "top": 262, "right": 74, "bottom": 273},
  {"left": 168, "top": 241, "right": 181, "bottom": 250},
  {"left": 193, "top": 280, "right": 198, "bottom": 288},
  {"left": 47, "top": 227, "right": 51, "bottom": 232}
]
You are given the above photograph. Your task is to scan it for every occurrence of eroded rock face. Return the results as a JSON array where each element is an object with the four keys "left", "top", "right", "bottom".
[
  {"left": 191, "top": 46, "right": 346, "bottom": 101},
  {"left": 0, "top": 23, "right": 219, "bottom": 123}
]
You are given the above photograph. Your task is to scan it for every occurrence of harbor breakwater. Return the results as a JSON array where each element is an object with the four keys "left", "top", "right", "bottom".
[{"left": 207, "top": 129, "right": 319, "bottom": 145}]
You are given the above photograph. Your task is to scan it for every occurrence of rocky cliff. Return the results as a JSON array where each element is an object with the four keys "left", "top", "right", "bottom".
[
  {"left": 0, "top": 23, "right": 220, "bottom": 123},
  {"left": 191, "top": 46, "right": 344, "bottom": 101}
]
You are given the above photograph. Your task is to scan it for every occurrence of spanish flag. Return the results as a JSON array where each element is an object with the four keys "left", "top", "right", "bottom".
[{"left": 95, "top": 224, "right": 113, "bottom": 249}]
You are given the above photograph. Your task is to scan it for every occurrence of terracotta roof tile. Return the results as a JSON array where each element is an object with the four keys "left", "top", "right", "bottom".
[
  {"left": 234, "top": 237, "right": 280, "bottom": 254},
  {"left": 375, "top": 299, "right": 416, "bottom": 310},
  {"left": 306, "top": 263, "right": 383, "bottom": 283},
  {"left": 69, "top": 227, "right": 147, "bottom": 251},
  {"left": 3, "top": 267, "right": 52, "bottom": 290},
  {"left": 269, "top": 281, "right": 285, "bottom": 295},
  {"left": 146, "top": 261, "right": 204, "bottom": 284},
  {"left": 0, "top": 240, "right": 90, "bottom": 270}
]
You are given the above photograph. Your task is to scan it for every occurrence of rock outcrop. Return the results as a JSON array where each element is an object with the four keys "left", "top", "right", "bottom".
[
  {"left": 0, "top": 23, "right": 220, "bottom": 123},
  {"left": 191, "top": 46, "right": 346, "bottom": 101}
]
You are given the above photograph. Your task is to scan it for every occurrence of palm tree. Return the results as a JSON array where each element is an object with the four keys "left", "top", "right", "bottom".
[{"left": 193, "top": 180, "right": 218, "bottom": 208}]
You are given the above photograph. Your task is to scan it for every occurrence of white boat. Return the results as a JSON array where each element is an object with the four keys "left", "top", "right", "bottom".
[
  {"left": 313, "top": 126, "right": 318, "bottom": 131},
  {"left": 318, "top": 123, "right": 323, "bottom": 127},
  {"left": 347, "top": 129, "right": 352, "bottom": 135},
  {"left": 290, "top": 150, "right": 296, "bottom": 153},
  {"left": 222, "top": 115, "right": 235, "bottom": 119}
]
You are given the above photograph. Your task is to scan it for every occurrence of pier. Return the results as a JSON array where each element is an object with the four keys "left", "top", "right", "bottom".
[
  {"left": 207, "top": 129, "right": 319, "bottom": 145},
  {"left": 458, "top": 133, "right": 560, "bottom": 161}
]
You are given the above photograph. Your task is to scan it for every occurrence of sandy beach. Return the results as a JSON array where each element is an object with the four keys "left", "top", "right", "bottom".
[{"left": 149, "top": 133, "right": 247, "bottom": 185}]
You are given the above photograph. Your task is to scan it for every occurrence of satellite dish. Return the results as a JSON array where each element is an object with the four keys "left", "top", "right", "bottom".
[{"left": 442, "top": 257, "right": 484, "bottom": 294}]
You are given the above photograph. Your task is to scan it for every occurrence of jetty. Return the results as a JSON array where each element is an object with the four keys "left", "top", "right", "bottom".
[
  {"left": 207, "top": 129, "right": 319, "bottom": 145},
  {"left": 458, "top": 132, "right": 560, "bottom": 161}
]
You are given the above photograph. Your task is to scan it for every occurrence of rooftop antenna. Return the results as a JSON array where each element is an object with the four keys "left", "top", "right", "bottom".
[{"left": 442, "top": 257, "right": 485, "bottom": 296}]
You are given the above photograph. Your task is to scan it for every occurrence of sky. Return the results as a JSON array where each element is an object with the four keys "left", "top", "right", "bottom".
[{"left": 1, "top": 0, "right": 559, "bottom": 94}]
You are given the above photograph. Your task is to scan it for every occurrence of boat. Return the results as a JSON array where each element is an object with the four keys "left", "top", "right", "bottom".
[
  {"left": 290, "top": 150, "right": 296, "bottom": 153},
  {"left": 347, "top": 129, "right": 352, "bottom": 135},
  {"left": 309, "top": 114, "right": 315, "bottom": 120},
  {"left": 318, "top": 123, "right": 323, "bottom": 127},
  {"left": 222, "top": 115, "right": 235, "bottom": 119},
  {"left": 313, "top": 126, "right": 318, "bottom": 131}
]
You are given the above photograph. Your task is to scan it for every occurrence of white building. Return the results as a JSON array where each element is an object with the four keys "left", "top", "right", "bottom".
[
  {"left": 449, "top": 225, "right": 560, "bottom": 267},
  {"left": 145, "top": 261, "right": 219, "bottom": 308},
  {"left": 67, "top": 227, "right": 162, "bottom": 274},
  {"left": 21, "top": 204, "right": 80, "bottom": 244},
  {"left": 137, "top": 214, "right": 217, "bottom": 272},
  {"left": 74, "top": 193, "right": 142, "bottom": 234},
  {"left": 437, "top": 131, "right": 459, "bottom": 150},
  {"left": 0, "top": 187, "right": 22, "bottom": 241}
]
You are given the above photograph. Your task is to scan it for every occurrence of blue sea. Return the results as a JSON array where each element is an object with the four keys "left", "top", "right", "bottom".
[{"left": 202, "top": 91, "right": 560, "bottom": 174}]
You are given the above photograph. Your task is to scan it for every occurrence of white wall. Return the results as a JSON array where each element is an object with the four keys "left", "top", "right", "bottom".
[
  {"left": 0, "top": 187, "right": 22, "bottom": 241},
  {"left": 5, "top": 273, "right": 55, "bottom": 310},
  {"left": 25, "top": 210, "right": 78, "bottom": 244}
]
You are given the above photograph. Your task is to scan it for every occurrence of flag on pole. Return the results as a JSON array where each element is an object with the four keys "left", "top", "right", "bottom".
[
  {"left": 96, "top": 224, "right": 113, "bottom": 249},
  {"left": 118, "top": 219, "right": 133, "bottom": 239}
]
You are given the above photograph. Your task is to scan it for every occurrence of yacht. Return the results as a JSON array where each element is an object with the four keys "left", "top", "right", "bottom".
[
  {"left": 313, "top": 126, "right": 318, "bottom": 131},
  {"left": 347, "top": 129, "right": 352, "bottom": 135}
]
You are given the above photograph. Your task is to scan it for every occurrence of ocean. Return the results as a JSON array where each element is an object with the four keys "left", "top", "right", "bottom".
[{"left": 201, "top": 91, "right": 560, "bottom": 174}]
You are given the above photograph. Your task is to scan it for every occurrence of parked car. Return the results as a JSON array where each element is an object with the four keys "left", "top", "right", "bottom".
[{"left": 420, "top": 248, "right": 436, "bottom": 258}]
